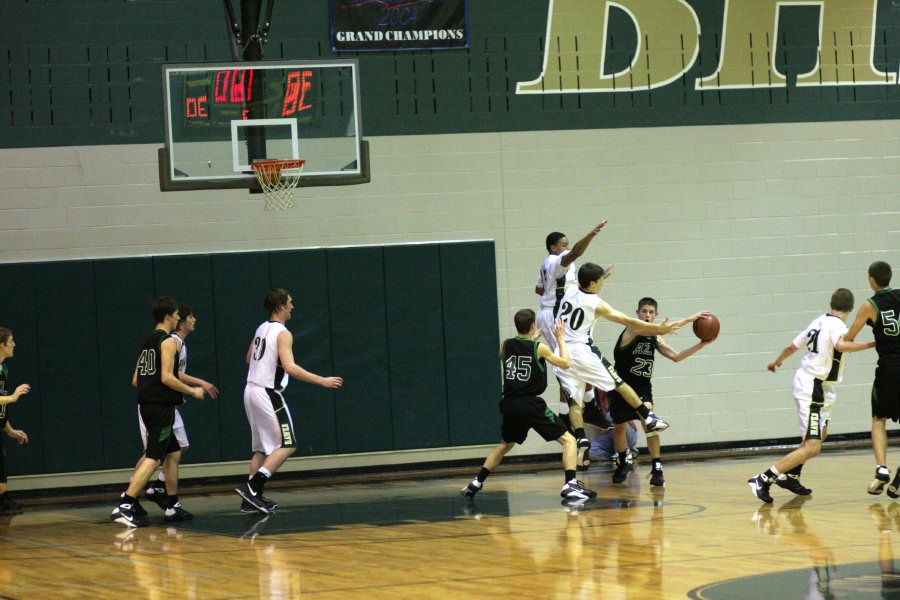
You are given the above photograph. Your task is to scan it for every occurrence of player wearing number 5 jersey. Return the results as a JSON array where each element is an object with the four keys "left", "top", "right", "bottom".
[
  {"left": 554, "top": 264, "right": 687, "bottom": 449},
  {"left": 237, "top": 288, "right": 343, "bottom": 515},
  {"left": 748, "top": 288, "right": 873, "bottom": 503},
  {"left": 845, "top": 261, "right": 900, "bottom": 496},
  {"left": 460, "top": 310, "right": 596, "bottom": 501}
]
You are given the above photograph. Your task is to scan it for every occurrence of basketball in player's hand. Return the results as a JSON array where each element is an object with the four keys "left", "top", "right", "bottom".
[{"left": 693, "top": 314, "right": 720, "bottom": 342}]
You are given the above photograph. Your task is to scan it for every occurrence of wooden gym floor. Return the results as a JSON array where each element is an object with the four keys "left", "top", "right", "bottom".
[{"left": 2, "top": 447, "right": 900, "bottom": 599}]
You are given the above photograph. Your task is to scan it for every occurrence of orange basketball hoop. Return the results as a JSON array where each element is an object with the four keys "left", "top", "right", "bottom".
[{"left": 251, "top": 159, "right": 306, "bottom": 211}]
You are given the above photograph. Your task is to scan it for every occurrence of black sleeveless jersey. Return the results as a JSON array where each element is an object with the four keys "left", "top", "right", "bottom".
[
  {"left": 869, "top": 288, "right": 900, "bottom": 367},
  {"left": 0, "top": 363, "right": 8, "bottom": 428},
  {"left": 502, "top": 337, "right": 547, "bottom": 398},
  {"left": 136, "top": 329, "right": 181, "bottom": 405},
  {"left": 613, "top": 329, "right": 659, "bottom": 394}
]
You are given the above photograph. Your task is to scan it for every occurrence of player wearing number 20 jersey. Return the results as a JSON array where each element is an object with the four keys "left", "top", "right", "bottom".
[{"left": 554, "top": 285, "right": 624, "bottom": 407}]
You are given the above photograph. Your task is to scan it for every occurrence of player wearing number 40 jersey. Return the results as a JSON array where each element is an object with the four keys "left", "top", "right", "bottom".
[
  {"left": 460, "top": 310, "right": 596, "bottom": 502},
  {"left": 237, "top": 288, "right": 343, "bottom": 515},
  {"left": 845, "top": 261, "right": 900, "bottom": 497},
  {"left": 553, "top": 263, "right": 688, "bottom": 443},
  {"left": 748, "top": 288, "right": 874, "bottom": 503}
]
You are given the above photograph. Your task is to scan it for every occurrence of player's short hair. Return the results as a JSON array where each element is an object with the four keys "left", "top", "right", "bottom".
[
  {"left": 638, "top": 297, "right": 658, "bottom": 311},
  {"left": 830, "top": 288, "right": 854, "bottom": 313},
  {"left": 869, "top": 261, "right": 892, "bottom": 288},
  {"left": 151, "top": 296, "right": 179, "bottom": 324},
  {"left": 577, "top": 263, "right": 606, "bottom": 288},
  {"left": 264, "top": 288, "right": 291, "bottom": 315},
  {"left": 176, "top": 303, "right": 193, "bottom": 329},
  {"left": 514, "top": 309, "right": 536, "bottom": 334},
  {"left": 0, "top": 327, "right": 12, "bottom": 345},
  {"left": 545, "top": 232, "right": 566, "bottom": 252}
]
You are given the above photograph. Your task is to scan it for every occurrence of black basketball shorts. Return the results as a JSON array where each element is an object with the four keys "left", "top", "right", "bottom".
[{"left": 499, "top": 396, "right": 568, "bottom": 445}]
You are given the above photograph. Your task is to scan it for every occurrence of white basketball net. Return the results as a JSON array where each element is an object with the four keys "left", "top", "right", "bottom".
[{"left": 251, "top": 159, "right": 306, "bottom": 211}]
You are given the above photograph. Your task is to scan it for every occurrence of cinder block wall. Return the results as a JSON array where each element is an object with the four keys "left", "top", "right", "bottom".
[{"left": 1, "top": 119, "right": 897, "bottom": 461}]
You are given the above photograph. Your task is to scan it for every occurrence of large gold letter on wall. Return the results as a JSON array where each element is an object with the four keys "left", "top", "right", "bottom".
[
  {"left": 696, "top": 0, "right": 894, "bottom": 89},
  {"left": 516, "top": 0, "right": 700, "bottom": 93}
]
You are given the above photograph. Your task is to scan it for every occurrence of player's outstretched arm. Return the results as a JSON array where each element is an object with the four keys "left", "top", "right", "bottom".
[
  {"left": 178, "top": 372, "right": 219, "bottom": 399},
  {"left": 538, "top": 319, "right": 570, "bottom": 369},
  {"left": 0, "top": 383, "right": 29, "bottom": 406},
  {"left": 767, "top": 344, "right": 799, "bottom": 372},
  {"left": 560, "top": 220, "right": 608, "bottom": 268},
  {"left": 277, "top": 330, "right": 343, "bottom": 388},
  {"left": 658, "top": 336, "right": 711, "bottom": 363},
  {"left": 835, "top": 337, "right": 876, "bottom": 353},
  {"left": 596, "top": 302, "right": 682, "bottom": 336},
  {"left": 844, "top": 301, "right": 876, "bottom": 342}
]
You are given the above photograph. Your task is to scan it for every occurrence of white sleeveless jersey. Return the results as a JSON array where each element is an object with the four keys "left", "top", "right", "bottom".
[
  {"left": 537, "top": 250, "right": 575, "bottom": 310},
  {"left": 559, "top": 286, "right": 602, "bottom": 345},
  {"left": 171, "top": 333, "right": 187, "bottom": 373},
  {"left": 792, "top": 313, "right": 848, "bottom": 381},
  {"left": 247, "top": 321, "right": 289, "bottom": 390}
]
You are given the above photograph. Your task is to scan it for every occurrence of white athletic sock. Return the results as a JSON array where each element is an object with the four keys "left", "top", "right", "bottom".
[{"left": 258, "top": 467, "right": 272, "bottom": 479}]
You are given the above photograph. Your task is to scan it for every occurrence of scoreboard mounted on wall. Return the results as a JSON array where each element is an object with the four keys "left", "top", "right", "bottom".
[{"left": 159, "top": 60, "right": 369, "bottom": 192}]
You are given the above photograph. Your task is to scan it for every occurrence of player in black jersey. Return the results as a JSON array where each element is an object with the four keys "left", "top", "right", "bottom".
[
  {"left": 0, "top": 328, "right": 30, "bottom": 515},
  {"left": 461, "top": 309, "right": 596, "bottom": 501},
  {"left": 607, "top": 298, "right": 712, "bottom": 486},
  {"left": 845, "top": 261, "right": 900, "bottom": 496},
  {"left": 111, "top": 297, "right": 205, "bottom": 528}
]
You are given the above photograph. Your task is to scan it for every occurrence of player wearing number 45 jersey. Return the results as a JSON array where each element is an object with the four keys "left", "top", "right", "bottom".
[
  {"left": 748, "top": 288, "right": 874, "bottom": 504},
  {"left": 553, "top": 264, "right": 687, "bottom": 450},
  {"left": 845, "top": 261, "right": 900, "bottom": 497},
  {"left": 237, "top": 288, "right": 343, "bottom": 515},
  {"left": 461, "top": 310, "right": 596, "bottom": 502}
]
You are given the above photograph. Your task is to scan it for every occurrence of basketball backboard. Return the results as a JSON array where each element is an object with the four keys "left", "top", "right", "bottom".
[{"left": 159, "top": 59, "right": 369, "bottom": 191}]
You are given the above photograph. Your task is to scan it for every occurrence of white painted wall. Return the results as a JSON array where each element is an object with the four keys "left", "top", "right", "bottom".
[{"left": 1, "top": 120, "right": 897, "bottom": 467}]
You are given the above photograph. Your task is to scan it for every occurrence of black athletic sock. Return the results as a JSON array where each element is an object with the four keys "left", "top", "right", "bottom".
[
  {"left": 635, "top": 404, "right": 651, "bottom": 419},
  {"left": 565, "top": 469, "right": 576, "bottom": 483},
  {"left": 122, "top": 494, "right": 137, "bottom": 505},
  {"left": 476, "top": 467, "right": 491, "bottom": 483},
  {"left": 617, "top": 454, "right": 628, "bottom": 467},
  {"left": 167, "top": 494, "right": 179, "bottom": 508},
  {"left": 574, "top": 427, "right": 586, "bottom": 440},
  {"left": 249, "top": 471, "right": 268, "bottom": 490},
  {"left": 763, "top": 468, "right": 779, "bottom": 481},
  {"left": 652, "top": 458, "right": 662, "bottom": 470},
  {"left": 788, "top": 464, "right": 803, "bottom": 477}
]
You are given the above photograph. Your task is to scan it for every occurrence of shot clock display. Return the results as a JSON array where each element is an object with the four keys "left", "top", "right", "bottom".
[{"left": 161, "top": 60, "right": 364, "bottom": 188}]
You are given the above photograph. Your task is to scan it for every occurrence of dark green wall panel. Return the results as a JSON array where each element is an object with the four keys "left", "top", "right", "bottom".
[
  {"left": 0, "top": 241, "right": 498, "bottom": 477},
  {"left": 384, "top": 245, "right": 449, "bottom": 450},
  {"left": 327, "top": 247, "right": 393, "bottom": 454},
  {"left": 94, "top": 258, "right": 155, "bottom": 470},
  {"left": 211, "top": 252, "right": 271, "bottom": 463},
  {"left": 33, "top": 261, "right": 103, "bottom": 473},
  {"left": 152, "top": 254, "right": 221, "bottom": 464},
  {"left": 0, "top": 264, "right": 43, "bottom": 476},
  {"left": 270, "top": 250, "right": 338, "bottom": 457},
  {"left": 441, "top": 242, "right": 501, "bottom": 446}
]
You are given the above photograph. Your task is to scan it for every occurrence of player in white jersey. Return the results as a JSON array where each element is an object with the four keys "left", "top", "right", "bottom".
[
  {"left": 236, "top": 288, "right": 343, "bottom": 515},
  {"left": 139, "top": 303, "right": 218, "bottom": 514},
  {"left": 748, "top": 288, "right": 874, "bottom": 503},
  {"left": 555, "top": 263, "right": 686, "bottom": 437},
  {"left": 535, "top": 221, "right": 609, "bottom": 467}
]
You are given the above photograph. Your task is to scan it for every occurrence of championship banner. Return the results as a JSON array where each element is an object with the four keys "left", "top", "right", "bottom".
[{"left": 331, "top": 0, "right": 469, "bottom": 52}]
